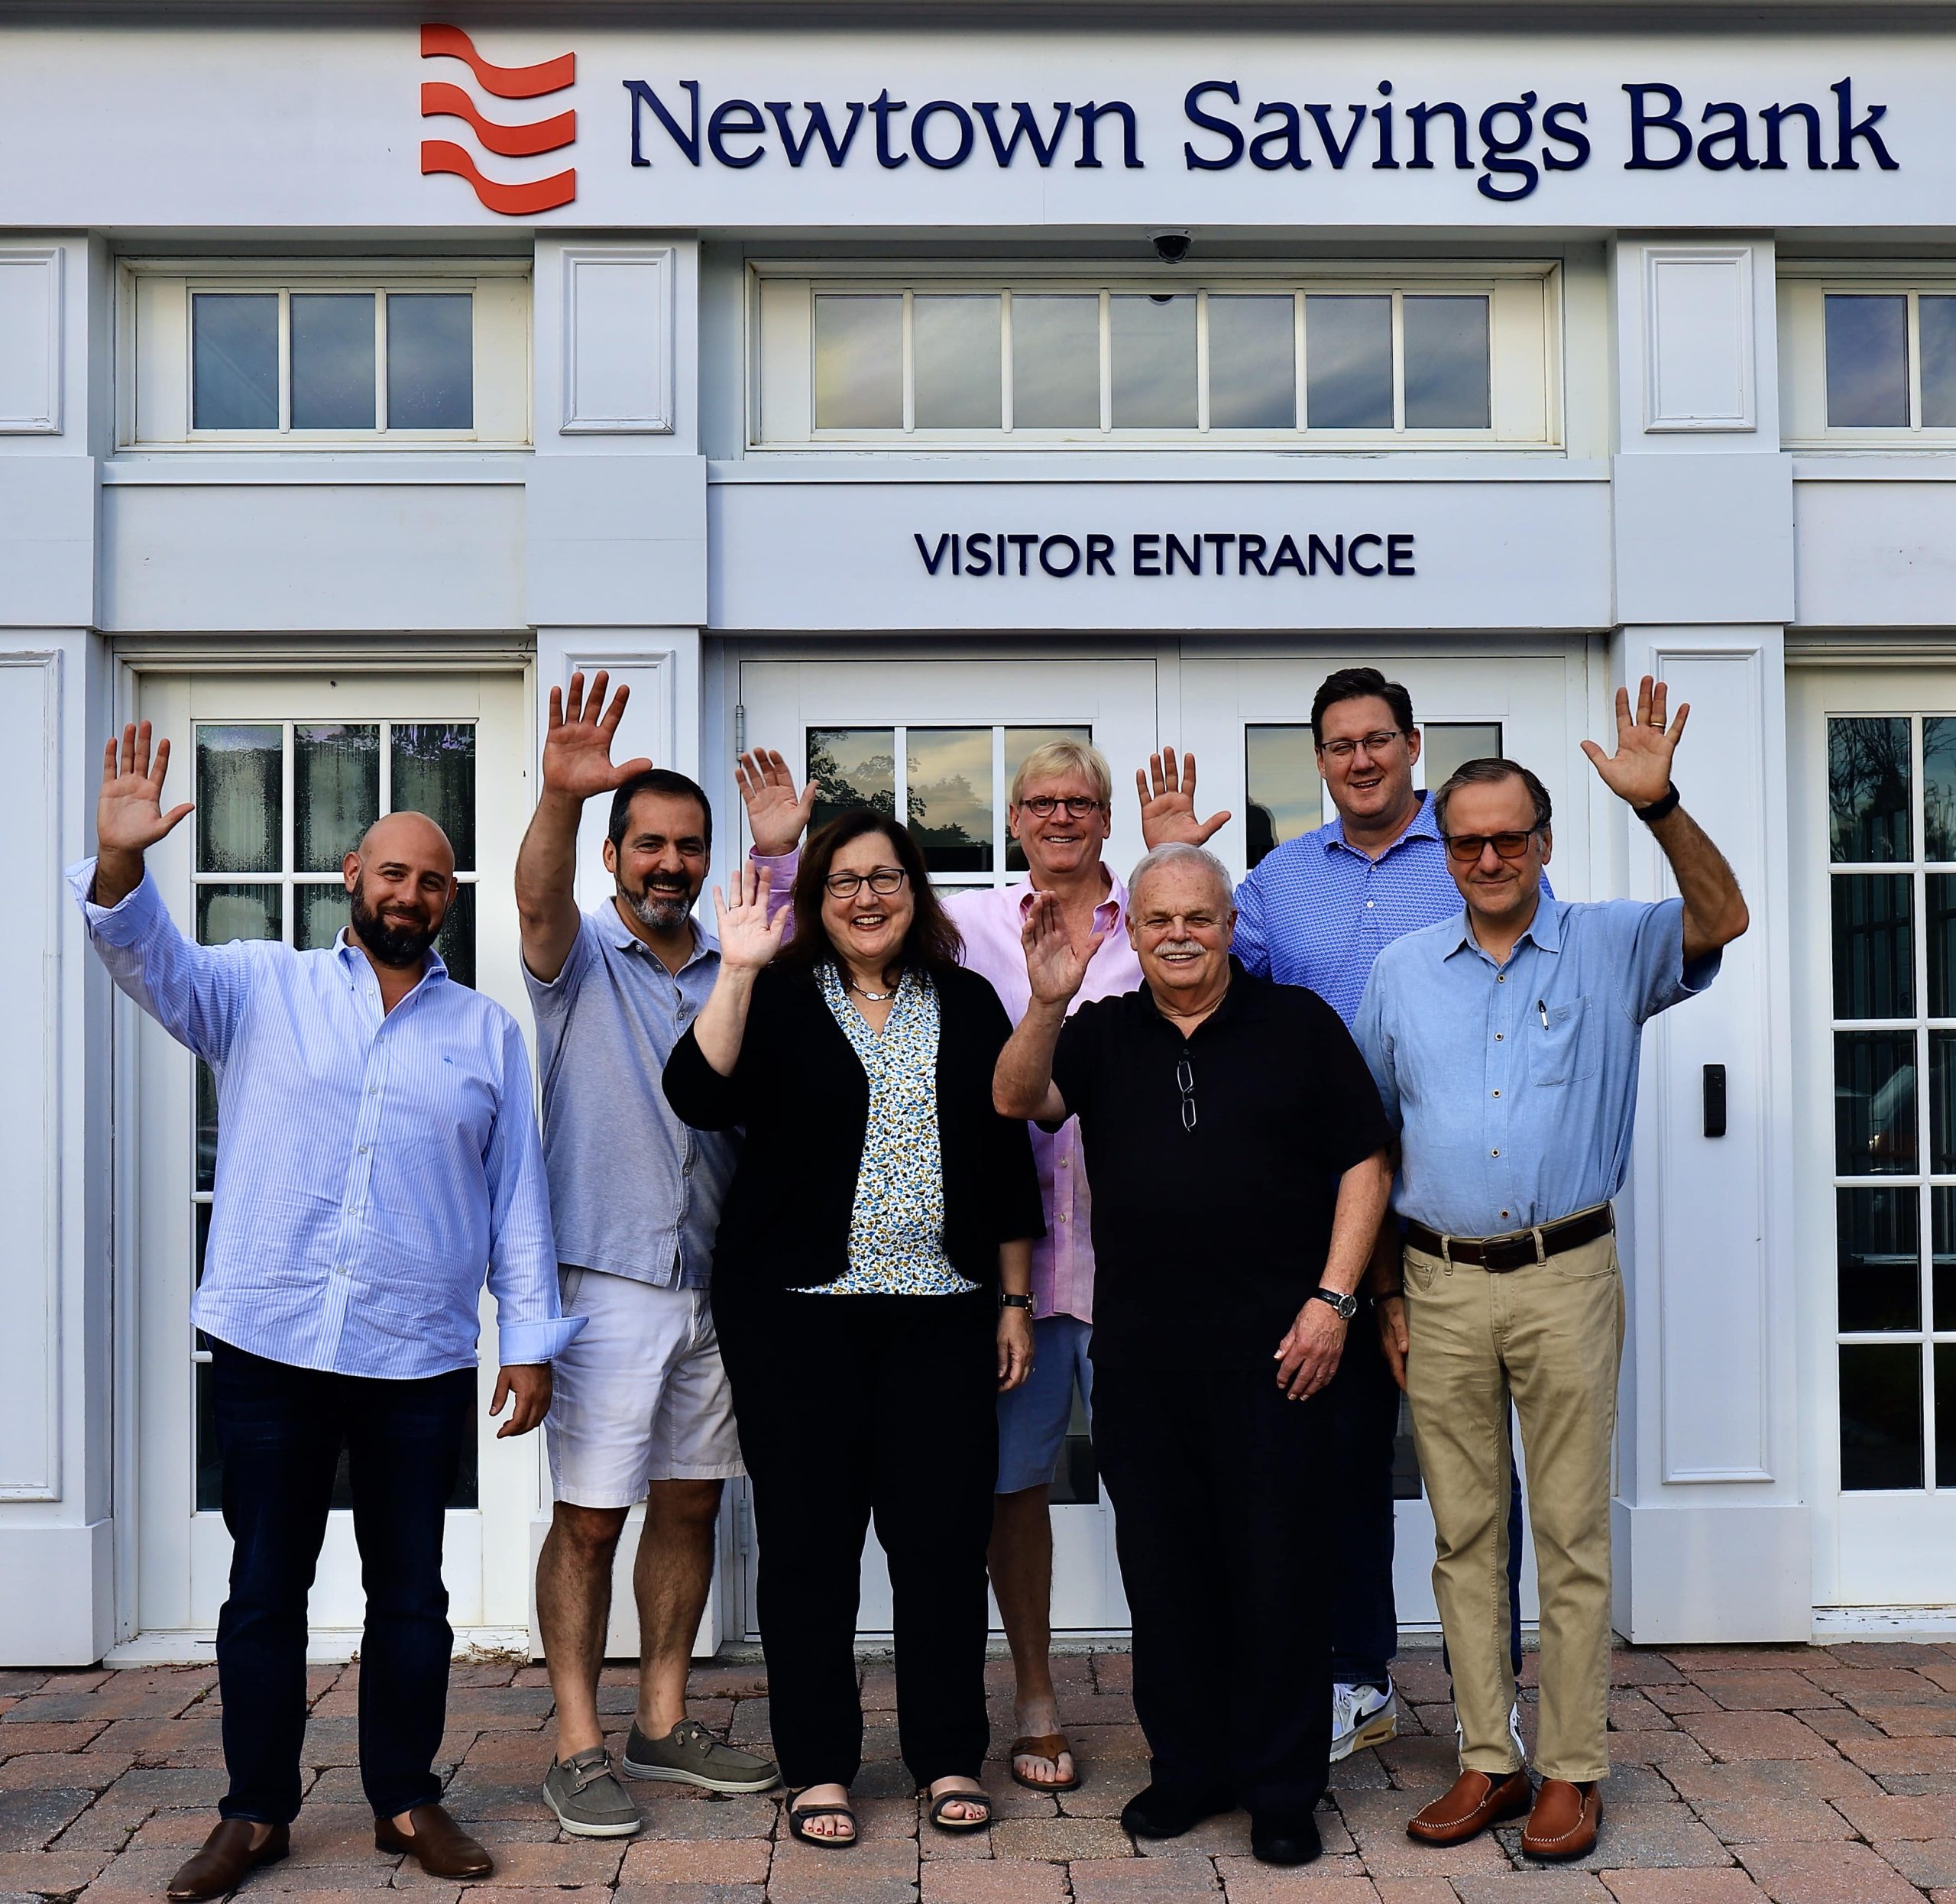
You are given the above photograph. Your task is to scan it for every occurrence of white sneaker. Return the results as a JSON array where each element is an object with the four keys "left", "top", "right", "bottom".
[{"left": 1330, "top": 1681, "right": 1399, "bottom": 1761}]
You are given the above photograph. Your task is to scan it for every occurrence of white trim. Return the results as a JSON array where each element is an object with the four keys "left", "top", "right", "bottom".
[
  {"left": 0, "top": 248, "right": 63, "bottom": 434},
  {"left": 559, "top": 246, "right": 675, "bottom": 435},
  {"left": 1641, "top": 245, "right": 1757, "bottom": 434}
]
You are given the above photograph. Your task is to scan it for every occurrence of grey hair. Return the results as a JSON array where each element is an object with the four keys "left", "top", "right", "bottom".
[
  {"left": 1128, "top": 842, "right": 1235, "bottom": 916},
  {"left": 1433, "top": 758, "right": 1553, "bottom": 837}
]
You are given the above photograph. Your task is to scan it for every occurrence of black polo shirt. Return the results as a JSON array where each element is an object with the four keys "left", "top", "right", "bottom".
[{"left": 1050, "top": 960, "right": 1391, "bottom": 1371}]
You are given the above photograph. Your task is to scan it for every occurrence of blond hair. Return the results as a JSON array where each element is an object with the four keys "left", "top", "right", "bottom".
[{"left": 1009, "top": 738, "right": 1113, "bottom": 809}]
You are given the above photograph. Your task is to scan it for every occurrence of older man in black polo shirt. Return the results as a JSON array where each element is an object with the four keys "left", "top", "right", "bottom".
[{"left": 995, "top": 841, "right": 1391, "bottom": 1867}]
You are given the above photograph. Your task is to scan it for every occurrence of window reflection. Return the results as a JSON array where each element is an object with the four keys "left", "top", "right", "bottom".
[
  {"left": 1207, "top": 296, "right": 1294, "bottom": 429},
  {"left": 1838, "top": 1187, "right": 1921, "bottom": 1333},
  {"left": 1826, "top": 294, "right": 1909, "bottom": 428},
  {"left": 1109, "top": 295, "right": 1195, "bottom": 429},
  {"left": 915, "top": 296, "right": 1001, "bottom": 429},
  {"left": 1012, "top": 296, "right": 1099, "bottom": 429},
  {"left": 1829, "top": 717, "right": 1912, "bottom": 863},
  {"left": 907, "top": 727, "right": 993, "bottom": 873},
  {"left": 192, "top": 293, "right": 279, "bottom": 430},
  {"left": 290, "top": 293, "right": 375, "bottom": 431},
  {"left": 1244, "top": 727, "right": 1320, "bottom": 868},
  {"left": 1421, "top": 722, "right": 1503, "bottom": 795},
  {"left": 1307, "top": 295, "right": 1393, "bottom": 429},
  {"left": 1835, "top": 1030, "right": 1917, "bottom": 1174},
  {"left": 1404, "top": 296, "right": 1491, "bottom": 429},
  {"left": 808, "top": 729, "right": 898, "bottom": 836},
  {"left": 1832, "top": 874, "right": 1913, "bottom": 1019},
  {"left": 387, "top": 293, "right": 472, "bottom": 430},
  {"left": 814, "top": 296, "right": 902, "bottom": 429}
]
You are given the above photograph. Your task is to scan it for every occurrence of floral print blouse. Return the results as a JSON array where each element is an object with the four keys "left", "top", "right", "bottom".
[{"left": 789, "top": 963, "right": 979, "bottom": 1297}]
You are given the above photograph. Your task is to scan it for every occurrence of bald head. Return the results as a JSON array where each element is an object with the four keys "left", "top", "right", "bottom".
[
  {"left": 354, "top": 810, "right": 455, "bottom": 875},
  {"left": 343, "top": 811, "right": 457, "bottom": 971}
]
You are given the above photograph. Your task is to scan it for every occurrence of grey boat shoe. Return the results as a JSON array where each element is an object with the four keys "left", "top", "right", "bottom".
[
  {"left": 622, "top": 1718, "right": 780, "bottom": 1792},
  {"left": 543, "top": 1746, "right": 644, "bottom": 1838}
]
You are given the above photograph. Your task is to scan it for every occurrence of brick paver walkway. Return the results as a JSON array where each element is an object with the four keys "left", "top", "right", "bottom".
[{"left": 8, "top": 1642, "right": 1956, "bottom": 1902}]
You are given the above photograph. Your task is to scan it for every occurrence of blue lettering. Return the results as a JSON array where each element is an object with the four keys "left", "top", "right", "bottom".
[
  {"left": 1833, "top": 78, "right": 1899, "bottom": 171},
  {"left": 707, "top": 98, "right": 766, "bottom": 168},
  {"left": 764, "top": 99, "right": 866, "bottom": 167},
  {"left": 625, "top": 79, "right": 700, "bottom": 166},
  {"left": 1077, "top": 99, "right": 1143, "bottom": 170},
  {"left": 1624, "top": 83, "right": 1691, "bottom": 170},
  {"left": 976, "top": 101, "right": 1074, "bottom": 167},
  {"left": 912, "top": 100, "right": 975, "bottom": 168}
]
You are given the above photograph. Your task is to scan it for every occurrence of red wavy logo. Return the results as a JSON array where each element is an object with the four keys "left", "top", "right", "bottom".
[{"left": 419, "top": 24, "right": 576, "bottom": 215}]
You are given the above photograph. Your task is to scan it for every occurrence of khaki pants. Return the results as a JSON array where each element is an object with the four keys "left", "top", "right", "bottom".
[{"left": 1402, "top": 1227, "right": 1624, "bottom": 1784}]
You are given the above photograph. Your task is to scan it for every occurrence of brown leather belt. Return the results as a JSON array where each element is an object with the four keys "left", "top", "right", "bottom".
[{"left": 1403, "top": 1204, "right": 1614, "bottom": 1273}]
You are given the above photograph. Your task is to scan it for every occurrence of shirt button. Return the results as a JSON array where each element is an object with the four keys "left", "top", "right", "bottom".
[
  {"left": 1058, "top": 1212, "right": 1070, "bottom": 1223},
  {"left": 1497, "top": 975, "right": 1506, "bottom": 984},
  {"left": 367, "top": 1085, "right": 379, "bottom": 1096},
  {"left": 1365, "top": 900, "right": 1375, "bottom": 909},
  {"left": 1495, "top": 1033, "right": 1504, "bottom": 1041},
  {"left": 1501, "top": 1209, "right": 1511, "bottom": 1220},
  {"left": 1492, "top": 1090, "right": 1501, "bottom": 1099},
  {"left": 1491, "top": 1148, "right": 1501, "bottom": 1158}
]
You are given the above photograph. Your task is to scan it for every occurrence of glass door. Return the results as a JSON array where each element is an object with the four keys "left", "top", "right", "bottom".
[
  {"left": 129, "top": 669, "right": 533, "bottom": 1646},
  {"left": 1792, "top": 670, "right": 1956, "bottom": 1607},
  {"left": 732, "top": 655, "right": 1160, "bottom": 1636}
]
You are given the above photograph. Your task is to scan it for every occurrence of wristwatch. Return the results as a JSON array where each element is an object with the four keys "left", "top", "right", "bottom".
[
  {"left": 1635, "top": 782, "right": 1682, "bottom": 825},
  {"left": 1307, "top": 1286, "right": 1360, "bottom": 1322},
  {"left": 999, "top": 1291, "right": 1034, "bottom": 1311}
]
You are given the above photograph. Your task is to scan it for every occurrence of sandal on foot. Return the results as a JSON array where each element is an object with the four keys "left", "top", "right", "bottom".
[
  {"left": 1010, "top": 1731, "right": 1082, "bottom": 1793},
  {"left": 925, "top": 1786, "right": 993, "bottom": 1833},
  {"left": 785, "top": 1799, "right": 857, "bottom": 1850}
]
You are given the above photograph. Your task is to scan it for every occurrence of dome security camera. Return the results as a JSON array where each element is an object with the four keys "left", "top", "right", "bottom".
[{"left": 1148, "top": 229, "right": 1192, "bottom": 264}]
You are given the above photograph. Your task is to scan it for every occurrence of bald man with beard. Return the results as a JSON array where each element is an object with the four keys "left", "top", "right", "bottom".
[{"left": 70, "top": 726, "right": 581, "bottom": 1903}]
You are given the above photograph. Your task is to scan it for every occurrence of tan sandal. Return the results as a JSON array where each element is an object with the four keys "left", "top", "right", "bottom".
[{"left": 1009, "top": 1731, "right": 1083, "bottom": 1792}]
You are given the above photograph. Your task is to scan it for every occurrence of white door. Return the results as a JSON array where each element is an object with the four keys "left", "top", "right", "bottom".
[
  {"left": 128, "top": 668, "right": 536, "bottom": 1650},
  {"left": 730, "top": 653, "right": 1160, "bottom": 1635},
  {"left": 1176, "top": 641, "right": 1591, "bottom": 1633},
  {"left": 1790, "top": 667, "right": 1956, "bottom": 1608}
]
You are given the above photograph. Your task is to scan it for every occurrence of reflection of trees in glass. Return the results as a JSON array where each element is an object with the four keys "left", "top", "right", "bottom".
[
  {"left": 807, "top": 733, "right": 903, "bottom": 834},
  {"left": 1830, "top": 718, "right": 1911, "bottom": 863},
  {"left": 1927, "top": 718, "right": 1956, "bottom": 860},
  {"left": 908, "top": 766, "right": 986, "bottom": 869}
]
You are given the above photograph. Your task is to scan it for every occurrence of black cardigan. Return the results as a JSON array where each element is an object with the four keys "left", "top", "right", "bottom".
[{"left": 662, "top": 960, "right": 1044, "bottom": 1296}]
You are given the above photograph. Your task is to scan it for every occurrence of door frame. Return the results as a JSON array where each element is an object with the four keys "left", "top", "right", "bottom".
[{"left": 105, "top": 638, "right": 537, "bottom": 1660}]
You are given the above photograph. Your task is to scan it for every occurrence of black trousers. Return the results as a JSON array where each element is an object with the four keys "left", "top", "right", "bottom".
[
  {"left": 207, "top": 1338, "right": 472, "bottom": 1824},
  {"left": 1095, "top": 1362, "right": 1330, "bottom": 1820},
  {"left": 714, "top": 1287, "right": 997, "bottom": 1792}
]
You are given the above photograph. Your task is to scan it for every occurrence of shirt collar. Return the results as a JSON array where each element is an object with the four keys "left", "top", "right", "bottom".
[
  {"left": 335, "top": 929, "right": 448, "bottom": 987},
  {"left": 1317, "top": 789, "right": 1441, "bottom": 860},
  {"left": 598, "top": 895, "right": 717, "bottom": 970},
  {"left": 1138, "top": 954, "right": 1264, "bottom": 1026},
  {"left": 1012, "top": 866, "right": 1129, "bottom": 929},
  {"left": 1443, "top": 890, "right": 1563, "bottom": 960}
]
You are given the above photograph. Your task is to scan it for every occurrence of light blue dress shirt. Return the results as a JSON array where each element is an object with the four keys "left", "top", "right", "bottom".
[
  {"left": 70, "top": 861, "right": 582, "bottom": 1379},
  {"left": 1353, "top": 893, "right": 1720, "bottom": 1238}
]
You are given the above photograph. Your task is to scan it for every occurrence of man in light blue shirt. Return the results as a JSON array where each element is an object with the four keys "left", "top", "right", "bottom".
[
  {"left": 1354, "top": 679, "right": 1749, "bottom": 1864},
  {"left": 71, "top": 724, "right": 580, "bottom": 1902}
]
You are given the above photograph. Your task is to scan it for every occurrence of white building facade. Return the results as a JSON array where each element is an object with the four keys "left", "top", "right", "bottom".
[{"left": 1, "top": 2, "right": 1948, "bottom": 1665}]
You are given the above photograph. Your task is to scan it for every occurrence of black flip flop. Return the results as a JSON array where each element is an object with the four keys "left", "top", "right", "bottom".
[
  {"left": 925, "top": 1786, "right": 993, "bottom": 1833},
  {"left": 785, "top": 1799, "right": 858, "bottom": 1849}
]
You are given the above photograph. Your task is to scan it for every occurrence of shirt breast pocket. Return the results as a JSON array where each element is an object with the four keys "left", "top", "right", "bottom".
[{"left": 1528, "top": 997, "right": 1598, "bottom": 1086}]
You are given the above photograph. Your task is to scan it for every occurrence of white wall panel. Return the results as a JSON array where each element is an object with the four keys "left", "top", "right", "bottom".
[
  {"left": 526, "top": 457, "right": 707, "bottom": 627},
  {"left": 1643, "top": 247, "right": 1756, "bottom": 433},
  {"left": 0, "top": 461, "right": 96, "bottom": 627},
  {"left": 560, "top": 248, "right": 675, "bottom": 435},
  {"left": 0, "top": 249, "right": 61, "bottom": 434},
  {"left": 1792, "top": 474, "right": 1956, "bottom": 627}
]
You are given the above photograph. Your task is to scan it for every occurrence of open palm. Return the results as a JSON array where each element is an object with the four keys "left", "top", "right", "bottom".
[
  {"left": 99, "top": 722, "right": 193, "bottom": 854},
  {"left": 543, "top": 669, "right": 653, "bottom": 801},
  {"left": 1581, "top": 676, "right": 1687, "bottom": 809}
]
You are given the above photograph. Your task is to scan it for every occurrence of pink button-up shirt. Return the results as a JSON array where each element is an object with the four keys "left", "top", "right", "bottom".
[{"left": 944, "top": 874, "right": 1142, "bottom": 1325}]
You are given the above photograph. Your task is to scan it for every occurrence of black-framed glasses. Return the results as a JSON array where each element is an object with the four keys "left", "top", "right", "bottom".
[
  {"left": 1318, "top": 729, "right": 1407, "bottom": 761},
  {"left": 1018, "top": 795, "right": 1104, "bottom": 818},
  {"left": 823, "top": 866, "right": 909, "bottom": 897},
  {"left": 1441, "top": 827, "right": 1542, "bottom": 866},
  {"left": 1175, "top": 1056, "right": 1197, "bottom": 1132}
]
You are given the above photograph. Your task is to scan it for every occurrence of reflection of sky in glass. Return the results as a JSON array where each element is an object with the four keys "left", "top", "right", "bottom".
[
  {"left": 1922, "top": 296, "right": 1956, "bottom": 429},
  {"left": 290, "top": 293, "right": 376, "bottom": 430},
  {"left": 1421, "top": 721, "right": 1502, "bottom": 792},
  {"left": 915, "top": 296, "right": 1001, "bottom": 428},
  {"left": 1110, "top": 296, "right": 1196, "bottom": 428},
  {"left": 1208, "top": 296, "right": 1294, "bottom": 429},
  {"left": 1012, "top": 296, "right": 1099, "bottom": 428},
  {"left": 192, "top": 294, "right": 279, "bottom": 429},
  {"left": 1245, "top": 727, "right": 1320, "bottom": 867},
  {"left": 1827, "top": 295, "right": 1909, "bottom": 427},
  {"left": 388, "top": 293, "right": 473, "bottom": 429},
  {"left": 1404, "top": 296, "right": 1490, "bottom": 429},
  {"left": 809, "top": 727, "right": 896, "bottom": 835},
  {"left": 1831, "top": 716, "right": 1912, "bottom": 863},
  {"left": 814, "top": 296, "right": 902, "bottom": 428},
  {"left": 1307, "top": 296, "right": 1393, "bottom": 429},
  {"left": 909, "top": 727, "right": 993, "bottom": 872}
]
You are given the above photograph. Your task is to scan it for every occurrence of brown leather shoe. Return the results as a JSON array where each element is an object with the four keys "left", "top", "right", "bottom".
[
  {"left": 374, "top": 1803, "right": 494, "bottom": 1879},
  {"left": 1519, "top": 1778, "right": 1601, "bottom": 1860},
  {"left": 165, "top": 1819, "right": 290, "bottom": 1900},
  {"left": 1406, "top": 1768, "right": 1533, "bottom": 1846}
]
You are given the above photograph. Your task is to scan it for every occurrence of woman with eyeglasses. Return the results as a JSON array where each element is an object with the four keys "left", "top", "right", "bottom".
[{"left": 662, "top": 808, "right": 1042, "bottom": 1853}]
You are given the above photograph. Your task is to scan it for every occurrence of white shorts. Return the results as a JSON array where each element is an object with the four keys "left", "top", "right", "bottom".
[{"left": 546, "top": 1268, "right": 744, "bottom": 1507}]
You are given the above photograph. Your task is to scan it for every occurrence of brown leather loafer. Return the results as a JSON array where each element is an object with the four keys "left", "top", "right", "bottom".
[
  {"left": 1519, "top": 1777, "right": 1601, "bottom": 1860},
  {"left": 166, "top": 1819, "right": 290, "bottom": 1900},
  {"left": 1406, "top": 1768, "right": 1533, "bottom": 1846},
  {"left": 374, "top": 1803, "right": 494, "bottom": 1879}
]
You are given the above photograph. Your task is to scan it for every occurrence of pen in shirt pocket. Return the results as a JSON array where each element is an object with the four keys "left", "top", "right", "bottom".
[{"left": 1537, "top": 998, "right": 1550, "bottom": 1030}]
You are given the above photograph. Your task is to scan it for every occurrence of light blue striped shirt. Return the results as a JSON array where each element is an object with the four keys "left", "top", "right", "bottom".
[{"left": 70, "top": 861, "right": 581, "bottom": 1379}]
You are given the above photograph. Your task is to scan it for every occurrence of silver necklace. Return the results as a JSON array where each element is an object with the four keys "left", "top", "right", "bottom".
[{"left": 846, "top": 976, "right": 898, "bottom": 1000}]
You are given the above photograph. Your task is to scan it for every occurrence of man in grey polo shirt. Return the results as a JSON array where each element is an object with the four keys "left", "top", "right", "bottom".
[{"left": 519, "top": 672, "right": 814, "bottom": 1836}]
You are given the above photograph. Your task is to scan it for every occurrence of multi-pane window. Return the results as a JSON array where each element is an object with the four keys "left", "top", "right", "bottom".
[
  {"left": 1780, "top": 271, "right": 1956, "bottom": 445},
  {"left": 122, "top": 261, "right": 530, "bottom": 448},
  {"left": 756, "top": 266, "right": 1556, "bottom": 448},
  {"left": 189, "top": 719, "right": 479, "bottom": 1512},
  {"left": 1828, "top": 714, "right": 1956, "bottom": 1493}
]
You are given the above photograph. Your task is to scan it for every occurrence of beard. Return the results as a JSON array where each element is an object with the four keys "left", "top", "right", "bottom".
[
  {"left": 621, "top": 873, "right": 697, "bottom": 934},
  {"left": 349, "top": 882, "right": 442, "bottom": 968}
]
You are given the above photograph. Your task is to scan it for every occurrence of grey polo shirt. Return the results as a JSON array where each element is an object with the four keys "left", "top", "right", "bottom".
[{"left": 525, "top": 902, "right": 736, "bottom": 1288}]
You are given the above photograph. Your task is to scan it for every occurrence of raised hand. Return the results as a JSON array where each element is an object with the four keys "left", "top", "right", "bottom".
[
  {"left": 542, "top": 670, "right": 653, "bottom": 802},
  {"left": 1580, "top": 675, "right": 1688, "bottom": 811},
  {"left": 1136, "top": 746, "right": 1230, "bottom": 849},
  {"left": 99, "top": 722, "right": 194, "bottom": 857},
  {"left": 711, "top": 863, "right": 790, "bottom": 972},
  {"left": 737, "top": 747, "right": 821, "bottom": 856},
  {"left": 1022, "top": 890, "right": 1108, "bottom": 1005}
]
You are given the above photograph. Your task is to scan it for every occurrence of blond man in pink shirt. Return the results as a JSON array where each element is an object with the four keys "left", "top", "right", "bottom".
[{"left": 944, "top": 740, "right": 1141, "bottom": 1793}]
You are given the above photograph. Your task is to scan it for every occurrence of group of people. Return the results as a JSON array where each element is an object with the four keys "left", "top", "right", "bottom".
[{"left": 71, "top": 660, "right": 1747, "bottom": 1899}]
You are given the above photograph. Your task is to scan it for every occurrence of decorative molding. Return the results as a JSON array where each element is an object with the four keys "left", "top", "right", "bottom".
[
  {"left": 0, "top": 248, "right": 63, "bottom": 435},
  {"left": 559, "top": 247, "right": 675, "bottom": 436},
  {"left": 1643, "top": 246, "right": 1757, "bottom": 435}
]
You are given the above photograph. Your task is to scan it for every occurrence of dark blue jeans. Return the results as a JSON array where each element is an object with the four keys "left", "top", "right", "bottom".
[
  {"left": 208, "top": 1338, "right": 474, "bottom": 1825},
  {"left": 1327, "top": 1322, "right": 1526, "bottom": 1689}
]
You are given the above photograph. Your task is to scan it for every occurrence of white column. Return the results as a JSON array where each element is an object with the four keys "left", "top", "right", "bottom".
[{"left": 1606, "top": 235, "right": 1808, "bottom": 1641}]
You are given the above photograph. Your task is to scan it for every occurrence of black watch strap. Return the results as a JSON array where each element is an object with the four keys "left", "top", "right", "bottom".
[
  {"left": 1635, "top": 782, "right": 1682, "bottom": 824},
  {"left": 1307, "top": 1287, "right": 1359, "bottom": 1321},
  {"left": 999, "top": 1291, "right": 1034, "bottom": 1310}
]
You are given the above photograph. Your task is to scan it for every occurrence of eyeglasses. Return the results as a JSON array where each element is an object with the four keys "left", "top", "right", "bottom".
[
  {"left": 1175, "top": 1056, "right": 1197, "bottom": 1132},
  {"left": 1442, "top": 828, "right": 1542, "bottom": 865},
  {"left": 1018, "top": 795, "right": 1103, "bottom": 818},
  {"left": 822, "top": 867, "right": 909, "bottom": 897},
  {"left": 1318, "top": 729, "right": 1406, "bottom": 761}
]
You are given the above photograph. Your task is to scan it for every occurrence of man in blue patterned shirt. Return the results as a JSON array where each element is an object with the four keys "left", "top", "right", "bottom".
[{"left": 1138, "top": 667, "right": 1527, "bottom": 1763}]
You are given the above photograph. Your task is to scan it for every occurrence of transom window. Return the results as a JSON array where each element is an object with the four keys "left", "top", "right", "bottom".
[
  {"left": 753, "top": 264, "right": 1557, "bottom": 449},
  {"left": 1780, "top": 267, "right": 1956, "bottom": 446},
  {"left": 121, "top": 260, "right": 530, "bottom": 449},
  {"left": 1826, "top": 713, "right": 1956, "bottom": 1494}
]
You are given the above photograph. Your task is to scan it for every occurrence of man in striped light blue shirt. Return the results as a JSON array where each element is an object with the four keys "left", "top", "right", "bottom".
[{"left": 70, "top": 723, "right": 581, "bottom": 1904}]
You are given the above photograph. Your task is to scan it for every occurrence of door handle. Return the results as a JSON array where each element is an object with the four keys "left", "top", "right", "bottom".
[{"left": 1703, "top": 1064, "right": 1728, "bottom": 1138}]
